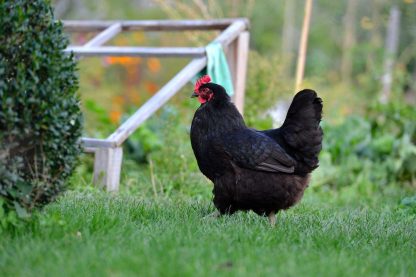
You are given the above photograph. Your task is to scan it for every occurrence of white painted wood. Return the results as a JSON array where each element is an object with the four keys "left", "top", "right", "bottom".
[
  {"left": 213, "top": 21, "right": 247, "bottom": 48},
  {"left": 227, "top": 39, "right": 239, "bottom": 104},
  {"left": 83, "top": 147, "right": 97, "bottom": 153},
  {"left": 233, "top": 32, "right": 250, "bottom": 115},
  {"left": 63, "top": 18, "right": 249, "bottom": 32},
  {"left": 65, "top": 46, "right": 206, "bottom": 58},
  {"left": 108, "top": 57, "right": 207, "bottom": 146},
  {"left": 93, "top": 147, "right": 123, "bottom": 192},
  {"left": 83, "top": 23, "right": 122, "bottom": 47},
  {"left": 226, "top": 39, "right": 237, "bottom": 86},
  {"left": 81, "top": 137, "right": 117, "bottom": 148}
]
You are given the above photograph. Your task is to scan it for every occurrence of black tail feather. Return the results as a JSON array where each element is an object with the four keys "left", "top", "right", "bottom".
[{"left": 281, "top": 89, "right": 323, "bottom": 173}]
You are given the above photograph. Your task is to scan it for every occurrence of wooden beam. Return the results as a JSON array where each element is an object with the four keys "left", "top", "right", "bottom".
[
  {"left": 65, "top": 46, "right": 206, "bottom": 58},
  {"left": 295, "top": 0, "right": 313, "bottom": 92},
  {"left": 93, "top": 147, "right": 123, "bottom": 192},
  {"left": 232, "top": 31, "right": 250, "bottom": 115},
  {"left": 226, "top": 39, "right": 237, "bottom": 86},
  {"left": 83, "top": 23, "right": 122, "bottom": 47},
  {"left": 63, "top": 18, "right": 249, "bottom": 32},
  {"left": 83, "top": 147, "right": 97, "bottom": 153},
  {"left": 213, "top": 20, "right": 247, "bottom": 47},
  {"left": 108, "top": 57, "right": 207, "bottom": 146},
  {"left": 81, "top": 137, "right": 117, "bottom": 148}
]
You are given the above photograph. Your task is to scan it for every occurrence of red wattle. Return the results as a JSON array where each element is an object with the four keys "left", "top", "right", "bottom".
[{"left": 198, "top": 96, "right": 206, "bottom": 104}]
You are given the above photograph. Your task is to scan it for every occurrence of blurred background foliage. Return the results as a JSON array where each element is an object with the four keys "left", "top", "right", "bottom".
[{"left": 53, "top": 0, "right": 415, "bottom": 203}]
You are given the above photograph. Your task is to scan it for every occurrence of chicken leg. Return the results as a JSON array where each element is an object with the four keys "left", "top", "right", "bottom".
[{"left": 268, "top": 211, "right": 276, "bottom": 227}]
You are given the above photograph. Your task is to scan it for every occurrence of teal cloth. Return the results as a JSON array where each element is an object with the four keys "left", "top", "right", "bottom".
[{"left": 192, "top": 42, "right": 234, "bottom": 96}]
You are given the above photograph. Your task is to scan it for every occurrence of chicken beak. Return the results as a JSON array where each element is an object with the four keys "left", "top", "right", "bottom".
[{"left": 191, "top": 92, "right": 198, "bottom": 98}]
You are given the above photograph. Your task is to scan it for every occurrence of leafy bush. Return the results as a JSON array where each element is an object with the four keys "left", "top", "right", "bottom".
[
  {"left": 0, "top": 0, "right": 82, "bottom": 217},
  {"left": 400, "top": 196, "right": 416, "bottom": 214},
  {"left": 314, "top": 101, "right": 416, "bottom": 193},
  {"left": 124, "top": 121, "right": 163, "bottom": 164}
]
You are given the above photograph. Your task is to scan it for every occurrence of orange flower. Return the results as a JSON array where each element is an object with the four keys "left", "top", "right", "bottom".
[
  {"left": 147, "top": 58, "right": 161, "bottom": 73},
  {"left": 145, "top": 81, "right": 159, "bottom": 94},
  {"left": 109, "top": 110, "right": 122, "bottom": 124},
  {"left": 106, "top": 56, "right": 141, "bottom": 66}
]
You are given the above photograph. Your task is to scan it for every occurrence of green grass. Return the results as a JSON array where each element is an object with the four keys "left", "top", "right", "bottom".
[{"left": 1, "top": 191, "right": 415, "bottom": 277}]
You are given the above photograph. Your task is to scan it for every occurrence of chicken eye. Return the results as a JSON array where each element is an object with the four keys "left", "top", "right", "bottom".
[{"left": 200, "top": 88, "right": 210, "bottom": 94}]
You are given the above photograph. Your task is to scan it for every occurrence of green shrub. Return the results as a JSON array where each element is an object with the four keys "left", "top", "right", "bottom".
[
  {"left": 314, "top": 101, "right": 416, "bottom": 193},
  {"left": 0, "top": 0, "right": 82, "bottom": 217}
]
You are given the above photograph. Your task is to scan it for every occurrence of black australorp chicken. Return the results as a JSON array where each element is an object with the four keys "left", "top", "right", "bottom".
[{"left": 190, "top": 75, "right": 323, "bottom": 225}]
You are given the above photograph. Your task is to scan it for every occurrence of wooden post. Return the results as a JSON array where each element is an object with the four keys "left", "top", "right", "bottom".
[
  {"left": 295, "top": 0, "right": 313, "bottom": 92},
  {"left": 227, "top": 39, "right": 237, "bottom": 105},
  {"left": 229, "top": 31, "right": 249, "bottom": 115},
  {"left": 93, "top": 147, "right": 123, "bottom": 192},
  {"left": 226, "top": 39, "right": 237, "bottom": 86},
  {"left": 380, "top": 6, "right": 400, "bottom": 103}
]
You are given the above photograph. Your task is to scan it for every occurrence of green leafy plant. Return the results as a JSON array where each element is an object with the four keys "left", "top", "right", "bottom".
[
  {"left": 124, "top": 122, "right": 163, "bottom": 164},
  {"left": 314, "top": 101, "right": 416, "bottom": 194},
  {"left": 400, "top": 195, "right": 416, "bottom": 214},
  {"left": 0, "top": 0, "right": 82, "bottom": 218}
]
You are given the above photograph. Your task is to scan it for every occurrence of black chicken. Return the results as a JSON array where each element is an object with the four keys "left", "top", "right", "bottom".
[{"left": 190, "top": 75, "right": 323, "bottom": 225}]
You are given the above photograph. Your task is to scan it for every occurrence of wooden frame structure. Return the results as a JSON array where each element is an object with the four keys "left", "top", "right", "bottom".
[{"left": 63, "top": 19, "right": 250, "bottom": 192}]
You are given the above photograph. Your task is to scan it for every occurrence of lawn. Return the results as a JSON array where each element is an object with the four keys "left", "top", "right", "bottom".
[{"left": 1, "top": 190, "right": 415, "bottom": 277}]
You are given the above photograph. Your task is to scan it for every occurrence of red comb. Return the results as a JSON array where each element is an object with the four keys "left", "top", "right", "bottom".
[{"left": 194, "top": 75, "right": 211, "bottom": 92}]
